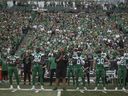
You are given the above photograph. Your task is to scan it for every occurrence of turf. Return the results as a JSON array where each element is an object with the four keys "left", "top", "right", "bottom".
[
  {"left": 61, "top": 91, "right": 128, "bottom": 96},
  {"left": 1, "top": 82, "right": 128, "bottom": 96},
  {"left": 1, "top": 82, "right": 128, "bottom": 89},
  {"left": 0, "top": 90, "right": 57, "bottom": 96}
]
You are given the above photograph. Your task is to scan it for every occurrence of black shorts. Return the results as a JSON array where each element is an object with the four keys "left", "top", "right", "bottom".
[
  {"left": 2, "top": 71, "right": 8, "bottom": 76},
  {"left": 56, "top": 68, "right": 67, "bottom": 79}
]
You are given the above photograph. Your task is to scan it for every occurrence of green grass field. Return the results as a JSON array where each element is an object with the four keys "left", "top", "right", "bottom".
[
  {"left": 0, "top": 90, "right": 57, "bottom": 96},
  {"left": 61, "top": 91, "right": 128, "bottom": 96},
  {"left": 0, "top": 90, "right": 128, "bottom": 96},
  {"left": 0, "top": 82, "right": 128, "bottom": 96}
]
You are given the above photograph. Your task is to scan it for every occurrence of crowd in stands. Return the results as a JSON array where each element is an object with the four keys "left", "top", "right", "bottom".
[{"left": 0, "top": 1, "right": 128, "bottom": 82}]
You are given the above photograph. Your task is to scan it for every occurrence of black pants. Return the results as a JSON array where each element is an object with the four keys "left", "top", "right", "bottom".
[
  {"left": 24, "top": 71, "right": 31, "bottom": 84},
  {"left": 50, "top": 69, "right": 56, "bottom": 85},
  {"left": 85, "top": 70, "right": 90, "bottom": 84}
]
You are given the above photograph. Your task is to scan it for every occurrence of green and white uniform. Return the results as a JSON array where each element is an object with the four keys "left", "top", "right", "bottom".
[
  {"left": 95, "top": 56, "right": 106, "bottom": 87},
  {"left": 0, "top": 57, "right": 8, "bottom": 72},
  {"left": 73, "top": 56, "right": 85, "bottom": 87},
  {"left": 67, "top": 61, "right": 75, "bottom": 85},
  {"left": 117, "top": 55, "right": 128, "bottom": 87},
  {"left": 7, "top": 55, "right": 20, "bottom": 85},
  {"left": 32, "top": 52, "right": 44, "bottom": 85},
  {"left": 48, "top": 56, "right": 57, "bottom": 85}
]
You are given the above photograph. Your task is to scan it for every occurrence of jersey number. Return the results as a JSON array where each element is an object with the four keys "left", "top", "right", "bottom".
[{"left": 97, "top": 58, "right": 104, "bottom": 65}]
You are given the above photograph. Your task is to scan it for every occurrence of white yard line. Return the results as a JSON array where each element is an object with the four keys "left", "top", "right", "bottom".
[
  {"left": 102, "top": 91, "right": 107, "bottom": 94},
  {"left": 57, "top": 90, "right": 61, "bottom": 96},
  {"left": 0, "top": 88, "right": 128, "bottom": 92},
  {"left": 11, "top": 89, "right": 17, "bottom": 92}
]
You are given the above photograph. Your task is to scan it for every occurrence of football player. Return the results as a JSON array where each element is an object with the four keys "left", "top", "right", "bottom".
[
  {"left": 93, "top": 50, "right": 109, "bottom": 91},
  {"left": 31, "top": 48, "right": 44, "bottom": 90},
  {"left": 73, "top": 50, "right": 86, "bottom": 90},
  {"left": 115, "top": 53, "right": 128, "bottom": 91},
  {"left": 67, "top": 59, "right": 75, "bottom": 86},
  {"left": 7, "top": 51, "right": 20, "bottom": 90}
]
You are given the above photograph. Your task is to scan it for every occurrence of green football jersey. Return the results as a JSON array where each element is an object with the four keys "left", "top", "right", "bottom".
[
  {"left": 96, "top": 57, "right": 105, "bottom": 68},
  {"left": 48, "top": 57, "right": 56, "bottom": 70}
]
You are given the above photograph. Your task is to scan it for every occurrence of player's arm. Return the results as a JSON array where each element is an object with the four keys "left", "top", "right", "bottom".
[
  {"left": 105, "top": 58, "right": 110, "bottom": 65},
  {"left": 56, "top": 54, "right": 63, "bottom": 62},
  {"left": 31, "top": 54, "right": 35, "bottom": 69},
  {"left": 80, "top": 57, "right": 85, "bottom": 65},
  {"left": 47, "top": 58, "right": 51, "bottom": 71},
  {"left": 0, "top": 58, "right": 3, "bottom": 66},
  {"left": 93, "top": 59, "right": 96, "bottom": 71},
  {"left": 15, "top": 56, "right": 20, "bottom": 68}
]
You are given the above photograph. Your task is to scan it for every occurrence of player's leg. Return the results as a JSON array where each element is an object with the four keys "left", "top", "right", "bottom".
[
  {"left": 118, "top": 69, "right": 122, "bottom": 87},
  {"left": 31, "top": 66, "right": 37, "bottom": 90},
  {"left": 49, "top": 69, "right": 54, "bottom": 86},
  {"left": 38, "top": 65, "right": 44, "bottom": 89},
  {"left": 122, "top": 67, "right": 127, "bottom": 90},
  {"left": 24, "top": 71, "right": 27, "bottom": 85},
  {"left": 71, "top": 69, "right": 75, "bottom": 86},
  {"left": 42, "top": 68, "right": 45, "bottom": 83},
  {"left": 95, "top": 68, "right": 100, "bottom": 90},
  {"left": 67, "top": 68, "right": 71, "bottom": 85},
  {"left": 72, "top": 66, "right": 75, "bottom": 86},
  {"left": 8, "top": 67, "right": 13, "bottom": 89},
  {"left": 115, "top": 68, "right": 121, "bottom": 90},
  {"left": 76, "top": 67, "right": 80, "bottom": 89},
  {"left": 125, "top": 69, "right": 128, "bottom": 86},
  {"left": 27, "top": 71, "right": 31, "bottom": 85},
  {"left": 101, "top": 69, "right": 106, "bottom": 90},
  {"left": 84, "top": 69, "right": 90, "bottom": 87},
  {"left": 80, "top": 69, "right": 86, "bottom": 90},
  {"left": 86, "top": 70, "right": 90, "bottom": 85},
  {"left": 2, "top": 71, "right": 5, "bottom": 81},
  {"left": 13, "top": 67, "right": 20, "bottom": 89},
  {"left": 2, "top": 71, "right": 6, "bottom": 82}
]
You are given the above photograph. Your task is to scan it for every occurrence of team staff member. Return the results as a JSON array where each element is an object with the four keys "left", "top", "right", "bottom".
[
  {"left": 23, "top": 51, "right": 32, "bottom": 85},
  {"left": 84, "top": 54, "right": 92, "bottom": 85},
  {"left": 53, "top": 48, "right": 68, "bottom": 90},
  {"left": 48, "top": 52, "right": 57, "bottom": 86}
]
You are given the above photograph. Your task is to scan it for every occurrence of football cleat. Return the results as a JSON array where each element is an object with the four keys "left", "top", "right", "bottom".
[
  {"left": 41, "top": 85, "right": 44, "bottom": 90},
  {"left": 31, "top": 86, "right": 35, "bottom": 90},
  {"left": 17, "top": 85, "right": 21, "bottom": 90},
  {"left": 122, "top": 87, "right": 126, "bottom": 91},
  {"left": 115, "top": 87, "right": 118, "bottom": 91},
  {"left": 103, "top": 87, "right": 107, "bottom": 91},
  {"left": 84, "top": 87, "right": 87, "bottom": 90},
  {"left": 9, "top": 85, "right": 13, "bottom": 90},
  {"left": 76, "top": 87, "right": 79, "bottom": 90},
  {"left": 94, "top": 87, "right": 97, "bottom": 91}
]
